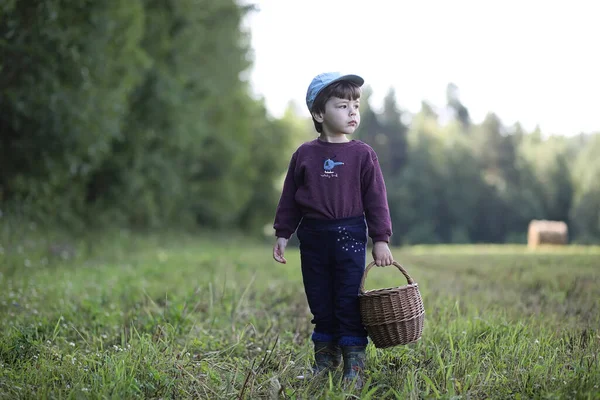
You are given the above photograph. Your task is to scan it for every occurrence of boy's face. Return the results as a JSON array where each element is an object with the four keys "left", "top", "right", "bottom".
[{"left": 314, "top": 96, "right": 361, "bottom": 136}]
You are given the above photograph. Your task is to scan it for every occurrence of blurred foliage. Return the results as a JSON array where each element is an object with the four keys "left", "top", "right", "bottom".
[
  {"left": 356, "top": 87, "right": 599, "bottom": 245},
  {"left": 1, "top": 0, "right": 291, "bottom": 235},
  {"left": 0, "top": 1, "right": 598, "bottom": 243}
]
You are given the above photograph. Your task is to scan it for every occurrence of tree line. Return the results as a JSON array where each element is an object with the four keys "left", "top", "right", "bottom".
[
  {"left": 350, "top": 86, "right": 600, "bottom": 244},
  {"left": 1, "top": 1, "right": 598, "bottom": 244},
  {"left": 1, "top": 0, "right": 294, "bottom": 234}
]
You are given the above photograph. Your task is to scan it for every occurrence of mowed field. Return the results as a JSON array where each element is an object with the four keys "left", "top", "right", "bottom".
[{"left": 1, "top": 233, "right": 599, "bottom": 399}]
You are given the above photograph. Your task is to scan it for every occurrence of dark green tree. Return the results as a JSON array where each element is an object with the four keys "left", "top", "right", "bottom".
[
  {"left": 379, "top": 88, "right": 409, "bottom": 175},
  {"left": 1, "top": 0, "right": 147, "bottom": 224}
]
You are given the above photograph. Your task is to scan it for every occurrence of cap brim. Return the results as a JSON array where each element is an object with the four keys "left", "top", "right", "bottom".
[{"left": 328, "top": 74, "right": 364, "bottom": 88}]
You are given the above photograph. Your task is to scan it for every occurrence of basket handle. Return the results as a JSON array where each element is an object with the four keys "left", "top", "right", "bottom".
[{"left": 360, "top": 261, "right": 414, "bottom": 294}]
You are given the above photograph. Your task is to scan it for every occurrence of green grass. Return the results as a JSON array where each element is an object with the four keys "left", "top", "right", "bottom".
[{"left": 1, "top": 232, "right": 599, "bottom": 399}]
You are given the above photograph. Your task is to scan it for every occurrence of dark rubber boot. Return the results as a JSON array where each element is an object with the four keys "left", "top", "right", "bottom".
[
  {"left": 312, "top": 341, "right": 342, "bottom": 374},
  {"left": 342, "top": 345, "right": 366, "bottom": 389}
]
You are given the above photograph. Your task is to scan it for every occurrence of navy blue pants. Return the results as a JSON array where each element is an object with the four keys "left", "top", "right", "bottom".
[{"left": 297, "top": 215, "right": 368, "bottom": 347}]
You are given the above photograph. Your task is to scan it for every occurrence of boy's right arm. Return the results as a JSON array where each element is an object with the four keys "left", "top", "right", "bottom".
[{"left": 273, "top": 152, "right": 302, "bottom": 262}]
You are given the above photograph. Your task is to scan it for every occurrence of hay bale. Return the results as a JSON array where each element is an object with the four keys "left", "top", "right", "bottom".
[{"left": 527, "top": 220, "right": 568, "bottom": 248}]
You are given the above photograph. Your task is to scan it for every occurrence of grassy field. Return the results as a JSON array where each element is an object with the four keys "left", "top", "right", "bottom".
[{"left": 1, "top": 231, "right": 599, "bottom": 399}]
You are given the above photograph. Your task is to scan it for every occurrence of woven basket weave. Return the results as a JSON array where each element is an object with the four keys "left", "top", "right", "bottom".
[{"left": 359, "top": 261, "right": 425, "bottom": 348}]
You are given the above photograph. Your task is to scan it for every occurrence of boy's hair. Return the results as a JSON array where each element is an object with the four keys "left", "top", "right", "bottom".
[{"left": 310, "top": 81, "right": 361, "bottom": 133}]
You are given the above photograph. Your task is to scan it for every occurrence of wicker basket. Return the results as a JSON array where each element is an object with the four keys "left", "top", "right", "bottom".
[{"left": 359, "top": 261, "right": 425, "bottom": 348}]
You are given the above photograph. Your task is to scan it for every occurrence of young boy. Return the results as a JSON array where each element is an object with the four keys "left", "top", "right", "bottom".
[{"left": 272, "top": 72, "right": 394, "bottom": 388}]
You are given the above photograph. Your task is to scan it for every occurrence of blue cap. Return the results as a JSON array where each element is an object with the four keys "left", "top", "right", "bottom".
[{"left": 306, "top": 72, "right": 364, "bottom": 111}]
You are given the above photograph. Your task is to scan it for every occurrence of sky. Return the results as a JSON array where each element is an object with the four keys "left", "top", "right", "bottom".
[{"left": 242, "top": 0, "right": 599, "bottom": 136}]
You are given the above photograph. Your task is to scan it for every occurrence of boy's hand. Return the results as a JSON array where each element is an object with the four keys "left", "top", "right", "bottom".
[
  {"left": 273, "top": 237, "right": 288, "bottom": 264},
  {"left": 372, "top": 241, "right": 393, "bottom": 266}
]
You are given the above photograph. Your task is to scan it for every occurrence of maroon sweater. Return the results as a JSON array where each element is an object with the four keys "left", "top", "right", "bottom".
[{"left": 273, "top": 139, "right": 392, "bottom": 242}]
